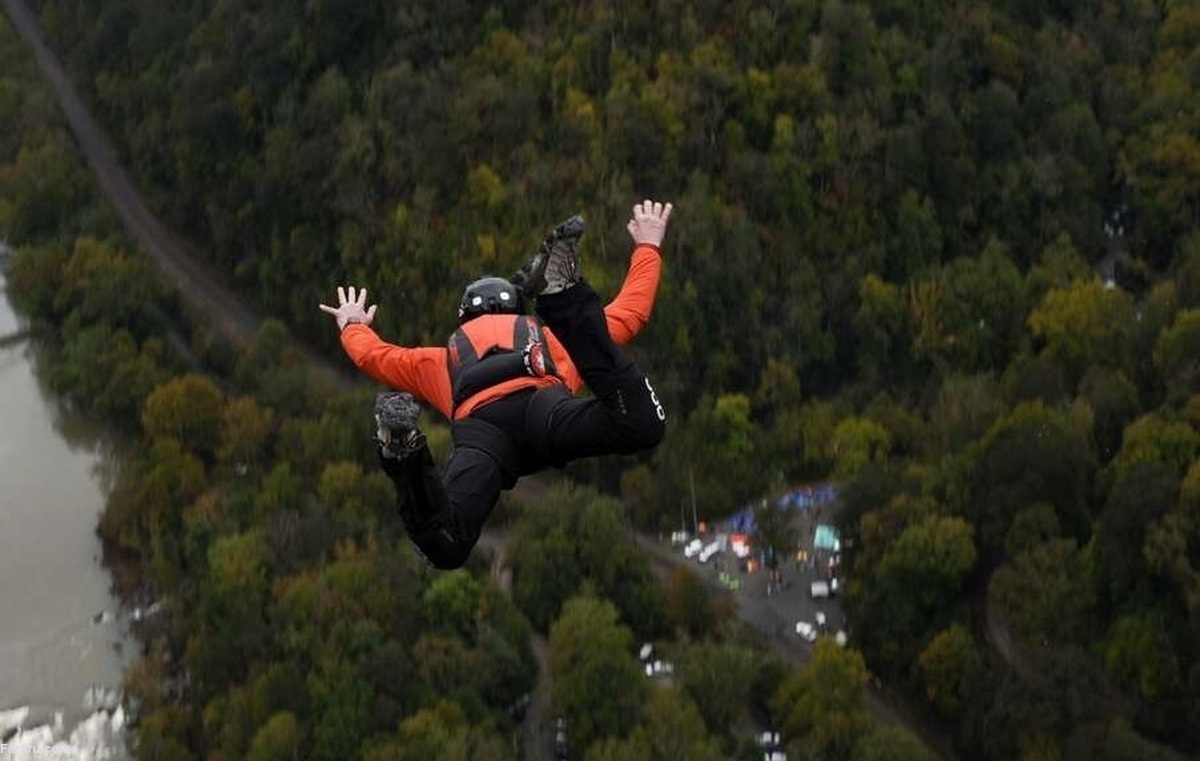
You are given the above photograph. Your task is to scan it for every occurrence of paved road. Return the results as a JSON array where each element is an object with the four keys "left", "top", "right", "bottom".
[{"left": 636, "top": 535, "right": 961, "bottom": 761}]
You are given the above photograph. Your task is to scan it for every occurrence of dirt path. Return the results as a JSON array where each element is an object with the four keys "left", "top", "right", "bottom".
[{"left": 0, "top": 0, "right": 350, "bottom": 390}]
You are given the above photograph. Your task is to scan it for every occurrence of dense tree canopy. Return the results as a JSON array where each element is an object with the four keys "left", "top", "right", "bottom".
[{"left": 6, "top": 0, "right": 1200, "bottom": 758}]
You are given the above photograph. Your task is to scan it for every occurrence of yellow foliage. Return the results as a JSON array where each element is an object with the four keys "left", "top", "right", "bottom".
[{"left": 475, "top": 233, "right": 497, "bottom": 262}]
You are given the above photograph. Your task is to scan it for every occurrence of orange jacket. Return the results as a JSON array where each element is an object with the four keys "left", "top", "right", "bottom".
[{"left": 339, "top": 244, "right": 662, "bottom": 420}]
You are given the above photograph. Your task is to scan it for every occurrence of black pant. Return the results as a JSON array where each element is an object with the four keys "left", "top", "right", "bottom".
[{"left": 379, "top": 280, "right": 666, "bottom": 569}]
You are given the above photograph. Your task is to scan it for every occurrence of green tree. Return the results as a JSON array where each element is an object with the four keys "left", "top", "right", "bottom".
[
  {"left": 831, "top": 417, "right": 892, "bottom": 478},
  {"left": 657, "top": 394, "right": 760, "bottom": 520},
  {"left": 773, "top": 638, "right": 869, "bottom": 760},
  {"left": 1026, "top": 234, "right": 1092, "bottom": 301},
  {"left": 246, "top": 712, "right": 301, "bottom": 761},
  {"left": 255, "top": 462, "right": 303, "bottom": 518},
  {"left": 5, "top": 242, "right": 71, "bottom": 318},
  {"left": 318, "top": 460, "right": 390, "bottom": 536},
  {"left": 511, "top": 486, "right": 666, "bottom": 638},
  {"left": 1143, "top": 460, "right": 1200, "bottom": 628},
  {"left": 939, "top": 239, "right": 1026, "bottom": 371},
  {"left": 1095, "top": 462, "right": 1181, "bottom": 610},
  {"left": 388, "top": 700, "right": 506, "bottom": 760},
  {"left": 928, "top": 373, "right": 1007, "bottom": 453},
  {"left": 1064, "top": 719, "right": 1191, "bottom": 761},
  {"left": 966, "top": 401, "right": 1092, "bottom": 556},
  {"left": 991, "top": 540, "right": 1096, "bottom": 645},
  {"left": 1004, "top": 502, "right": 1062, "bottom": 557},
  {"left": 677, "top": 641, "right": 758, "bottom": 736},
  {"left": 1113, "top": 414, "right": 1200, "bottom": 476},
  {"left": 888, "top": 190, "right": 943, "bottom": 279},
  {"left": 857, "top": 516, "right": 977, "bottom": 673},
  {"left": 57, "top": 236, "right": 162, "bottom": 335},
  {"left": 423, "top": 570, "right": 482, "bottom": 639},
  {"left": 100, "top": 437, "right": 206, "bottom": 560},
  {"left": 1104, "top": 616, "right": 1181, "bottom": 704},
  {"left": 1154, "top": 308, "right": 1200, "bottom": 400},
  {"left": 551, "top": 596, "right": 647, "bottom": 756},
  {"left": 1078, "top": 367, "right": 1139, "bottom": 462},
  {"left": 586, "top": 688, "right": 728, "bottom": 761},
  {"left": 851, "top": 722, "right": 938, "bottom": 761},
  {"left": 853, "top": 273, "right": 908, "bottom": 378}
]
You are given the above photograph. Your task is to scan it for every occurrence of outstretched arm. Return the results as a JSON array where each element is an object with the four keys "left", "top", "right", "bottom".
[
  {"left": 604, "top": 200, "right": 673, "bottom": 345},
  {"left": 319, "top": 286, "right": 454, "bottom": 418}
]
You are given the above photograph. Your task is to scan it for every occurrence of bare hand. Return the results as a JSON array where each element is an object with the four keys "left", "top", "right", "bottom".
[
  {"left": 319, "top": 286, "right": 377, "bottom": 331},
  {"left": 626, "top": 199, "right": 674, "bottom": 247}
]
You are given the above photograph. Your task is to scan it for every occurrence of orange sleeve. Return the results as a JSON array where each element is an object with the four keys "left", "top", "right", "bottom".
[
  {"left": 604, "top": 244, "right": 662, "bottom": 345},
  {"left": 339, "top": 324, "right": 455, "bottom": 419}
]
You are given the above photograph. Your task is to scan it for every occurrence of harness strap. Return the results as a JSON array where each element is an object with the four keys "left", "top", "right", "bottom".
[{"left": 448, "top": 315, "right": 558, "bottom": 417}]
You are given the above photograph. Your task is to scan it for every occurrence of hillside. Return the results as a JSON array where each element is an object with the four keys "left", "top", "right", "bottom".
[{"left": 5, "top": 1, "right": 1200, "bottom": 759}]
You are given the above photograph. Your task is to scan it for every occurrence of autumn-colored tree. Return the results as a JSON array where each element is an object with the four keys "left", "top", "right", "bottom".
[
  {"left": 664, "top": 565, "right": 715, "bottom": 638},
  {"left": 218, "top": 396, "right": 274, "bottom": 469},
  {"left": 1028, "top": 280, "right": 1134, "bottom": 379},
  {"left": 142, "top": 374, "right": 225, "bottom": 457},
  {"left": 917, "top": 624, "right": 976, "bottom": 719}
]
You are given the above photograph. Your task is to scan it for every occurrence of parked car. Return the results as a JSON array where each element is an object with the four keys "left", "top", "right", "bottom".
[
  {"left": 795, "top": 621, "right": 817, "bottom": 642},
  {"left": 554, "top": 717, "right": 569, "bottom": 759},
  {"left": 644, "top": 659, "right": 675, "bottom": 677},
  {"left": 810, "top": 580, "right": 830, "bottom": 599},
  {"left": 815, "top": 611, "right": 827, "bottom": 629},
  {"left": 835, "top": 630, "right": 848, "bottom": 647},
  {"left": 830, "top": 577, "right": 839, "bottom": 595},
  {"left": 683, "top": 538, "right": 704, "bottom": 558},
  {"left": 757, "top": 730, "right": 781, "bottom": 747},
  {"left": 763, "top": 752, "right": 788, "bottom": 761},
  {"left": 670, "top": 530, "right": 691, "bottom": 545},
  {"left": 699, "top": 542, "right": 723, "bottom": 563}
]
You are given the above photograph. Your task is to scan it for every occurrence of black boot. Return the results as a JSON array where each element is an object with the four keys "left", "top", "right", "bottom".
[
  {"left": 511, "top": 214, "right": 585, "bottom": 298},
  {"left": 374, "top": 392, "right": 424, "bottom": 458}
]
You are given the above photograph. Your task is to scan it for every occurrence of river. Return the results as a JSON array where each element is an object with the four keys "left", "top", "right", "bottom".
[{"left": 0, "top": 258, "right": 132, "bottom": 758}]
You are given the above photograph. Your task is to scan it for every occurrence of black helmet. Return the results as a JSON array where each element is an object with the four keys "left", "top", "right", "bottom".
[{"left": 458, "top": 277, "right": 522, "bottom": 324}]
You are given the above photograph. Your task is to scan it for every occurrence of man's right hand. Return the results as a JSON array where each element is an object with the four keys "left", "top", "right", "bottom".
[
  {"left": 626, "top": 199, "right": 674, "bottom": 248},
  {"left": 319, "top": 285, "right": 377, "bottom": 331}
]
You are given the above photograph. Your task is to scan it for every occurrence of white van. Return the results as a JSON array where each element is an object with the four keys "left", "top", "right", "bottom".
[{"left": 810, "top": 580, "right": 830, "bottom": 599}]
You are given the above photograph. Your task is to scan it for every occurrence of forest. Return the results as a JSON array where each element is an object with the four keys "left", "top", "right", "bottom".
[{"left": 2, "top": 0, "right": 1200, "bottom": 759}]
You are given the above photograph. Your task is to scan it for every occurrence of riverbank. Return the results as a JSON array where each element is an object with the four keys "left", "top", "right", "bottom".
[{"left": 0, "top": 273, "right": 132, "bottom": 758}]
